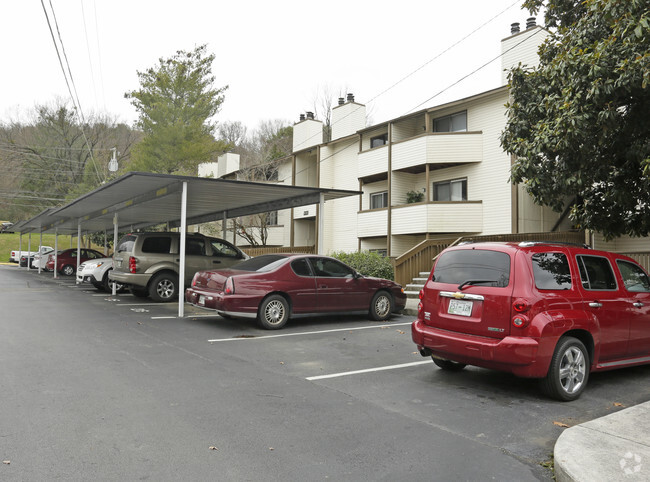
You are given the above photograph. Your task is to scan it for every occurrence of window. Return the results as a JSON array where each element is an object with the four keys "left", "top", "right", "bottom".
[
  {"left": 370, "top": 134, "right": 388, "bottom": 148},
  {"left": 433, "top": 111, "right": 467, "bottom": 132},
  {"left": 370, "top": 191, "right": 388, "bottom": 209},
  {"left": 433, "top": 179, "right": 467, "bottom": 201},
  {"left": 210, "top": 239, "right": 240, "bottom": 258},
  {"left": 532, "top": 253, "right": 572, "bottom": 290},
  {"left": 185, "top": 239, "right": 206, "bottom": 256},
  {"left": 291, "top": 258, "right": 312, "bottom": 277},
  {"left": 616, "top": 260, "right": 650, "bottom": 292},
  {"left": 369, "top": 249, "right": 388, "bottom": 257},
  {"left": 309, "top": 257, "right": 356, "bottom": 278},
  {"left": 433, "top": 249, "right": 510, "bottom": 287},
  {"left": 141, "top": 236, "right": 172, "bottom": 254},
  {"left": 577, "top": 255, "right": 617, "bottom": 290},
  {"left": 267, "top": 211, "right": 278, "bottom": 226}
]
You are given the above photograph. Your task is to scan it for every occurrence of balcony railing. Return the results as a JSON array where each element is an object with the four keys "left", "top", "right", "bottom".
[
  {"left": 391, "top": 202, "right": 483, "bottom": 235},
  {"left": 392, "top": 132, "right": 483, "bottom": 172}
]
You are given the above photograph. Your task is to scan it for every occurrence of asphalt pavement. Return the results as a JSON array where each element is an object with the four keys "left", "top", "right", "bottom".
[{"left": 2, "top": 264, "right": 649, "bottom": 480}]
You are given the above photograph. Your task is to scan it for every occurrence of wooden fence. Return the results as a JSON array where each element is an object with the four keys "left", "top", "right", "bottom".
[
  {"left": 241, "top": 245, "right": 315, "bottom": 257},
  {"left": 393, "top": 231, "right": 587, "bottom": 287}
]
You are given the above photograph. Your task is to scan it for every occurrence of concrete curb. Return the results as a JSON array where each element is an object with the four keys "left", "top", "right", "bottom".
[{"left": 554, "top": 401, "right": 650, "bottom": 481}]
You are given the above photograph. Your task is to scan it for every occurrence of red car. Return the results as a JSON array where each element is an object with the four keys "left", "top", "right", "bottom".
[
  {"left": 185, "top": 254, "right": 406, "bottom": 329},
  {"left": 46, "top": 248, "right": 105, "bottom": 276},
  {"left": 412, "top": 242, "right": 650, "bottom": 401}
]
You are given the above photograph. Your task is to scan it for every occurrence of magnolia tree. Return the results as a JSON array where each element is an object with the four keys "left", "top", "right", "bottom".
[{"left": 501, "top": 0, "right": 650, "bottom": 239}]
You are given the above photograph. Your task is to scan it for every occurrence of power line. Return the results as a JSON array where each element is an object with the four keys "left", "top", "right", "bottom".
[{"left": 40, "top": 0, "right": 104, "bottom": 184}]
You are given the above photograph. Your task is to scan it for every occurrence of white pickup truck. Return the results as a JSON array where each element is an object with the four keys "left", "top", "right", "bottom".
[{"left": 10, "top": 246, "right": 54, "bottom": 263}]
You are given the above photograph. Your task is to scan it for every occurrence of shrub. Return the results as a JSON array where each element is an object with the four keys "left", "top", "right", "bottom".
[
  {"left": 406, "top": 190, "right": 424, "bottom": 203},
  {"left": 330, "top": 250, "right": 394, "bottom": 280}
]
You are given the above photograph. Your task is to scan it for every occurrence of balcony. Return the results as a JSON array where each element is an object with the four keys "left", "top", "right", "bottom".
[
  {"left": 358, "top": 146, "right": 388, "bottom": 180},
  {"left": 358, "top": 209, "right": 388, "bottom": 237},
  {"left": 392, "top": 132, "right": 483, "bottom": 172},
  {"left": 391, "top": 202, "right": 483, "bottom": 235}
]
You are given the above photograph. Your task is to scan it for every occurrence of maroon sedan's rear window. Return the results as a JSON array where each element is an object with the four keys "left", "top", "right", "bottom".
[{"left": 232, "top": 254, "right": 287, "bottom": 272}]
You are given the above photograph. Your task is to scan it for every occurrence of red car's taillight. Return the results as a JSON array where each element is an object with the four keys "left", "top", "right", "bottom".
[
  {"left": 224, "top": 277, "right": 235, "bottom": 295},
  {"left": 512, "top": 298, "right": 531, "bottom": 328},
  {"left": 129, "top": 256, "right": 137, "bottom": 274}
]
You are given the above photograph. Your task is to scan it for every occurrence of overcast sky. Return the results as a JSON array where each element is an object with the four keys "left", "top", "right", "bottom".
[{"left": 1, "top": 0, "right": 533, "bottom": 131}]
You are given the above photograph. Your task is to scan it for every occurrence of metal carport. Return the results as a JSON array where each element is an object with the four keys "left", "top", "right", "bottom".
[{"left": 13, "top": 172, "right": 360, "bottom": 317}]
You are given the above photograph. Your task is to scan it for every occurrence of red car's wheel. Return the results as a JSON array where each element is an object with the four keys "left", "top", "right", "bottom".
[
  {"left": 369, "top": 291, "right": 393, "bottom": 321},
  {"left": 258, "top": 294, "right": 289, "bottom": 330}
]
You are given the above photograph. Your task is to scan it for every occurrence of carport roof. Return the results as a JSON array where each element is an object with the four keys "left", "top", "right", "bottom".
[{"left": 14, "top": 172, "right": 360, "bottom": 235}]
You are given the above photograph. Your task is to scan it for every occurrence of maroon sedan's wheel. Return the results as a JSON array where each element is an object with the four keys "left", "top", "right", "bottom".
[
  {"left": 258, "top": 295, "right": 289, "bottom": 330},
  {"left": 369, "top": 291, "right": 393, "bottom": 321},
  {"left": 61, "top": 264, "right": 75, "bottom": 276}
]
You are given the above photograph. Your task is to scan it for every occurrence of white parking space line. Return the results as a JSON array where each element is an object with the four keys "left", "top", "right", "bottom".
[
  {"left": 151, "top": 316, "right": 176, "bottom": 319},
  {"left": 207, "top": 322, "right": 412, "bottom": 343},
  {"left": 306, "top": 361, "right": 430, "bottom": 381},
  {"left": 116, "top": 303, "right": 163, "bottom": 306}
]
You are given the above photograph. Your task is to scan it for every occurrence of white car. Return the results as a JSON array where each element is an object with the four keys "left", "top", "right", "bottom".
[
  {"left": 76, "top": 258, "right": 124, "bottom": 293},
  {"left": 32, "top": 248, "right": 55, "bottom": 270}
]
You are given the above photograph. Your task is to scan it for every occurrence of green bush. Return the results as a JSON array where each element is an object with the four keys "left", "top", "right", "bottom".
[{"left": 330, "top": 250, "right": 394, "bottom": 280}]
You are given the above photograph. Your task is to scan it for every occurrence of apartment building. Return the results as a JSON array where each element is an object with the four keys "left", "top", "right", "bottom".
[
  {"left": 247, "top": 19, "right": 571, "bottom": 257},
  {"left": 208, "top": 19, "right": 647, "bottom": 260}
]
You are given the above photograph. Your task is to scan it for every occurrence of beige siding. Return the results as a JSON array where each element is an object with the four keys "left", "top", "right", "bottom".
[
  {"left": 358, "top": 145, "right": 388, "bottom": 179},
  {"left": 360, "top": 237, "right": 388, "bottom": 252},
  {"left": 392, "top": 115, "right": 425, "bottom": 142},
  {"left": 392, "top": 172, "right": 424, "bottom": 206},
  {"left": 331, "top": 103, "right": 366, "bottom": 141},
  {"left": 293, "top": 119, "right": 323, "bottom": 152},
  {"left": 358, "top": 210, "right": 388, "bottom": 237},
  {"left": 391, "top": 234, "right": 427, "bottom": 258},
  {"left": 500, "top": 26, "right": 549, "bottom": 85},
  {"left": 593, "top": 234, "right": 650, "bottom": 253}
]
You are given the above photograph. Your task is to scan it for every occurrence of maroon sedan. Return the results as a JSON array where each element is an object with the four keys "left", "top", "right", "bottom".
[
  {"left": 46, "top": 248, "right": 105, "bottom": 276},
  {"left": 185, "top": 254, "right": 406, "bottom": 329}
]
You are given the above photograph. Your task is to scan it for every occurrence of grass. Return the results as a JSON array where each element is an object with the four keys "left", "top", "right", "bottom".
[{"left": 0, "top": 232, "right": 105, "bottom": 262}]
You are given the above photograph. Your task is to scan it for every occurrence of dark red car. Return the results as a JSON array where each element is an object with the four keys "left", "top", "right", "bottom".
[
  {"left": 186, "top": 254, "right": 406, "bottom": 329},
  {"left": 46, "top": 248, "right": 105, "bottom": 276},
  {"left": 412, "top": 242, "right": 650, "bottom": 401}
]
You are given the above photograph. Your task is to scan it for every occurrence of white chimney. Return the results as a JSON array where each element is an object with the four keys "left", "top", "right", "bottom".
[
  {"left": 293, "top": 114, "right": 323, "bottom": 152},
  {"left": 331, "top": 94, "right": 366, "bottom": 141},
  {"left": 501, "top": 19, "right": 549, "bottom": 85}
]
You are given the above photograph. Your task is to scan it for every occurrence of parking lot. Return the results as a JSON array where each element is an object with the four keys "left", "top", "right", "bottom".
[{"left": 2, "top": 264, "right": 650, "bottom": 481}]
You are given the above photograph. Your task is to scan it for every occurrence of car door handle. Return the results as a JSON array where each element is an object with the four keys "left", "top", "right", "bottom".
[
  {"left": 588, "top": 302, "right": 602, "bottom": 308},
  {"left": 633, "top": 302, "right": 645, "bottom": 308}
]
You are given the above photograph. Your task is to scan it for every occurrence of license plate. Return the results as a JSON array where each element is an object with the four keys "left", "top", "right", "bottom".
[
  {"left": 448, "top": 299, "right": 473, "bottom": 317},
  {"left": 116, "top": 260, "right": 122, "bottom": 268},
  {"left": 198, "top": 295, "right": 205, "bottom": 306}
]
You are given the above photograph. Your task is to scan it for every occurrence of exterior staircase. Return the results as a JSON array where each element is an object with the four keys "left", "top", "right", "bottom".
[{"left": 401, "top": 271, "right": 430, "bottom": 316}]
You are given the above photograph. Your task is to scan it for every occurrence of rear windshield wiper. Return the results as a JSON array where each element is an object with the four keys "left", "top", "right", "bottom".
[{"left": 457, "top": 279, "right": 498, "bottom": 290}]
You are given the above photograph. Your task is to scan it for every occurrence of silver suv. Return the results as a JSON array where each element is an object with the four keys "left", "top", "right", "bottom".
[{"left": 109, "top": 232, "right": 248, "bottom": 302}]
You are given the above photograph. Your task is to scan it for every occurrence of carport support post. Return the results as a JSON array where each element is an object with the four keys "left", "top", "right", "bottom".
[
  {"left": 27, "top": 233, "right": 31, "bottom": 270},
  {"left": 318, "top": 193, "right": 325, "bottom": 255},
  {"left": 54, "top": 229, "right": 58, "bottom": 279},
  {"left": 77, "top": 223, "right": 82, "bottom": 277},
  {"left": 112, "top": 214, "right": 118, "bottom": 296},
  {"left": 178, "top": 181, "right": 188, "bottom": 318},
  {"left": 38, "top": 231, "right": 43, "bottom": 273},
  {"left": 222, "top": 212, "right": 227, "bottom": 240},
  {"left": 18, "top": 234, "right": 22, "bottom": 266}
]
